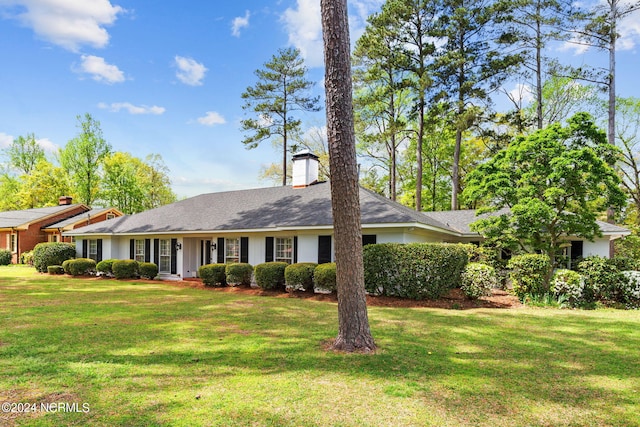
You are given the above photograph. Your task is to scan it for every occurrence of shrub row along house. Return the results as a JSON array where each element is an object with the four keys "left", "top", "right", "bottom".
[
  {"left": 0, "top": 196, "right": 122, "bottom": 264},
  {"left": 64, "top": 152, "right": 630, "bottom": 280}
]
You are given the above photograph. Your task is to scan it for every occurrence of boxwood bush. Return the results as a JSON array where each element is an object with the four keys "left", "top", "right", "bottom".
[
  {"left": 576, "top": 256, "right": 624, "bottom": 303},
  {"left": 285, "top": 262, "right": 317, "bottom": 292},
  {"left": 112, "top": 259, "right": 139, "bottom": 279},
  {"left": 47, "top": 265, "right": 65, "bottom": 275},
  {"left": 225, "top": 262, "right": 253, "bottom": 286},
  {"left": 139, "top": 262, "right": 158, "bottom": 280},
  {"left": 363, "top": 243, "right": 468, "bottom": 300},
  {"left": 507, "top": 254, "right": 551, "bottom": 300},
  {"left": 32, "top": 242, "right": 76, "bottom": 273},
  {"left": 62, "top": 259, "right": 73, "bottom": 275},
  {"left": 67, "top": 258, "right": 97, "bottom": 276},
  {"left": 313, "top": 262, "right": 336, "bottom": 293},
  {"left": 0, "top": 249, "right": 11, "bottom": 265},
  {"left": 198, "top": 263, "right": 227, "bottom": 286},
  {"left": 96, "top": 259, "right": 117, "bottom": 277},
  {"left": 461, "top": 262, "right": 497, "bottom": 299},
  {"left": 20, "top": 250, "right": 34, "bottom": 265},
  {"left": 254, "top": 262, "right": 287, "bottom": 290}
]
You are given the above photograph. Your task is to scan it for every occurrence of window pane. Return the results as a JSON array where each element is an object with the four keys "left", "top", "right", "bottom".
[
  {"left": 275, "top": 237, "right": 292, "bottom": 263},
  {"left": 135, "top": 239, "right": 145, "bottom": 262},
  {"left": 159, "top": 239, "right": 171, "bottom": 272},
  {"left": 225, "top": 238, "right": 240, "bottom": 263}
]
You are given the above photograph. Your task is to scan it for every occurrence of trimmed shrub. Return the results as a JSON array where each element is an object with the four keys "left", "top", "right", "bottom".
[
  {"left": 461, "top": 262, "right": 497, "bottom": 299},
  {"left": 112, "top": 259, "right": 139, "bottom": 279},
  {"left": 96, "top": 259, "right": 117, "bottom": 277},
  {"left": 313, "top": 263, "right": 336, "bottom": 293},
  {"left": 47, "top": 265, "right": 65, "bottom": 275},
  {"left": 507, "top": 254, "right": 551, "bottom": 300},
  {"left": 254, "top": 262, "right": 287, "bottom": 290},
  {"left": 225, "top": 262, "right": 253, "bottom": 286},
  {"left": 551, "top": 269, "right": 584, "bottom": 307},
  {"left": 0, "top": 249, "right": 11, "bottom": 265},
  {"left": 285, "top": 262, "right": 317, "bottom": 292},
  {"left": 610, "top": 256, "right": 640, "bottom": 272},
  {"left": 67, "top": 258, "right": 97, "bottom": 276},
  {"left": 363, "top": 243, "right": 468, "bottom": 300},
  {"left": 62, "top": 259, "right": 73, "bottom": 275},
  {"left": 576, "top": 256, "right": 624, "bottom": 303},
  {"left": 620, "top": 271, "right": 640, "bottom": 308},
  {"left": 198, "top": 263, "right": 227, "bottom": 286},
  {"left": 139, "top": 262, "right": 159, "bottom": 280},
  {"left": 20, "top": 250, "right": 34, "bottom": 265},
  {"left": 32, "top": 242, "right": 76, "bottom": 273}
]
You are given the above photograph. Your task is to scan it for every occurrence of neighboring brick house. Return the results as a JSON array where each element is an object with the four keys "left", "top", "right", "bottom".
[
  {"left": 42, "top": 207, "right": 123, "bottom": 244},
  {"left": 0, "top": 197, "right": 122, "bottom": 264}
]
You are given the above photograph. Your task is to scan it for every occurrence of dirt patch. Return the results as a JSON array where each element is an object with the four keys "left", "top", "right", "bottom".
[{"left": 169, "top": 279, "right": 523, "bottom": 310}]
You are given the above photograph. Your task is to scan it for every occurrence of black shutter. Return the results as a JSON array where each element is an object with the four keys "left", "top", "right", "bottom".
[
  {"left": 217, "top": 238, "right": 225, "bottom": 263},
  {"left": 200, "top": 240, "right": 204, "bottom": 265},
  {"left": 82, "top": 240, "right": 88, "bottom": 258},
  {"left": 205, "top": 240, "right": 212, "bottom": 265},
  {"left": 170, "top": 238, "right": 177, "bottom": 274},
  {"left": 154, "top": 239, "right": 159, "bottom": 265},
  {"left": 362, "top": 235, "right": 377, "bottom": 246},
  {"left": 97, "top": 239, "right": 103, "bottom": 262},
  {"left": 240, "top": 237, "right": 249, "bottom": 263},
  {"left": 293, "top": 236, "right": 298, "bottom": 263},
  {"left": 318, "top": 236, "right": 332, "bottom": 264},
  {"left": 265, "top": 237, "right": 274, "bottom": 262},
  {"left": 144, "top": 239, "right": 151, "bottom": 262},
  {"left": 129, "top": 239, "right": 135, "bottom": 260}
]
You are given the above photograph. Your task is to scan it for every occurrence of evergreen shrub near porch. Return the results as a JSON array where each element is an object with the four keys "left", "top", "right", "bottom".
[
  {"left": 507, "top": 254, "right": 551, "bottom": 300},
  {"left": 363, "top": 243, "right": 468, "bottom": 300},
  {"left": 112, "top": 259, "right": 139, "bottom": 279},
  {"left": 0, "top": 249, "right": 11, "bottom": 265},
  {"left": 285, "top": 262, "right": 317, "bottom": 291},
  {"left": 139, "top": 262, "right": 159, "bottom": 280},
  {"left": 32, "top": 242, "right": 76, "bottom": 273},
  {"left": 198, "top": 263, "right": 227, "bottom": 286},
  {"left": 313, "top": 262, "right": 336, "bottom": 293},
  {"left": 225, "top": 263, "right": 253, "bottom": 286},
  {"left": 67, "top": 258, "right": 97, "bottom": 276},
  {"left": 97, "top": 259, "right": 117, "bottom": 277},
  {"left": 254, "top": 262, "right": 287, "bottom": 290}
]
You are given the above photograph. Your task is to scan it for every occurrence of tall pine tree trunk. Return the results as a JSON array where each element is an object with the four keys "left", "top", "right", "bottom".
[{"left": 321, "top": 0, "right": 376, "bottom": 352}]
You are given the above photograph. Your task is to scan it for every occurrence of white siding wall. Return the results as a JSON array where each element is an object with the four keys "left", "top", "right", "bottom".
[{"left": 583, "top": 238, "right": 611, "bottom": 258}]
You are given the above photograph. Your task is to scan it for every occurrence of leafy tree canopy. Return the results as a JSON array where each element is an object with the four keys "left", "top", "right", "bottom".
[{"left": 464, "top": 112, "right": 626, "bottom": 265}]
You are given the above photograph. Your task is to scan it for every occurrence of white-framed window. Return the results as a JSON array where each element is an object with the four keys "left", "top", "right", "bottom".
[
  {"left": 135, "top": 239, "right": 145, "bottom": 262},
  {"left": 48, "top": 234, "right": 59, "bottom": 243},
  {"left": 88, "top": 240, "right": 98, "bottom": 261},
  {"left": 275, "top": 237, "right": 293, "bottom": 263},
  {"left": 8, "top": 233, "right": 17, "bottom": 252},
  {"left": 106, "top": 213, "right": 116, "bottom": 220},
  {"left": 225, "top": 237, "right": 240, "bottom": 263},
  {"left": 159, "top": 239, "right": 171, "bottom": 273}
]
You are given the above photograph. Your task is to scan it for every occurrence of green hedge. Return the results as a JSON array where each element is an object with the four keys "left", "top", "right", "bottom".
[
  {"left": 0, "top": 249, "right": 11, "bottom": 265},
  {"left": 62, "top": 259, "right": 73, "bottom": 275},
  {"left": 226, "top": 263, "right": 253, "bottom": 286},
  {"left": 33, "top": 242, "right": 76, "bottom": 273},
  {"left": 20, "top": 250, "right": 33, "bottom": 265},
  {"left": 113, "top": 259, "right": 139, "bottom": 279},
  {"left": 577, "top": 256, "right": 626, "bottom": 303},
  {"left": 363, "top": 243, "right": 468, "bottom": 300},
  {"left": 507, "top": 254, "right": 551, "bottom": 300},
  {"left": 285, "top": 262, "right": 317, "bottom": 292},
  {"left": 198, "top": 263, "right": 227, "bottom": 286},
  {"left": 254, "top": 262, "right": 287, "bottom": 290},
  {"left": 139, "top": 262, "right": 158, "bottom": 280},
  {"left": 313, "top": 263, "right": 336, "bottom": 293},
  {"left": 67, "top": 258, "right": 97, "bottom": 276},
  {"left": 47, "top": 265, "right": 65, "bottom": 275},
  {"left": 96, "top": 259, "right": 117, "bottom": 277}
]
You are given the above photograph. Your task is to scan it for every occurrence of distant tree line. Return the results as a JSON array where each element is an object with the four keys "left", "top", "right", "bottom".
[{"left": 0, "top": 113, "right": 176, "bottom": 213}]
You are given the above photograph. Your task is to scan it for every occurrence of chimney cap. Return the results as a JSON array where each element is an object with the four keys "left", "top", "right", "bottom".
[
  {"left": 58, "top": 196, "right": 73, "bottom": 206},
  {"left": 292, "top": 149, "right": 319, "bottom": 160}
]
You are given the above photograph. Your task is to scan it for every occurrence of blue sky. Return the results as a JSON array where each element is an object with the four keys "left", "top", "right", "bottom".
[{"left": 1, "top": 0, "right": 639, "bottom": 199}]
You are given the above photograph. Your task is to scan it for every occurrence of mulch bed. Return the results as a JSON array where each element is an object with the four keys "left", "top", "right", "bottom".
[{"left": 173, "top": 278, "right": 523, "bottom": 310}]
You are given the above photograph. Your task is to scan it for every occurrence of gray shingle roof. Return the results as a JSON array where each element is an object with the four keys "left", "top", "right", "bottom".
[
  {"left": 66, "top": 182, "right": 454, "bottom": 235},
  {"left": 0, "top": 204, "right": 86, "bottom": 229}
]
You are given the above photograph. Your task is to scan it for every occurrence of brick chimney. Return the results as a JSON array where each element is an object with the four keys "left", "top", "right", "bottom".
[
  {"left": 58, "top": 196, "right": 73, "bottom": 206},
  {"left": 292, "top": 150, "right": 319, "bottom": 188}
]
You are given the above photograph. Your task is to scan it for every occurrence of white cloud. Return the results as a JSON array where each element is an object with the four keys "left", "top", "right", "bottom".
[
  {"left": 174, "top": 56, "right": 207, "bottom": 86},
  {"left": 76, "top": 55, "right": 125, "bottom": 83},
  {"left": 98, "top": 102, "right": 165, "bottom": 115},
  {"left": 0, "top": 132, "right": 13, "bottom": 149},
  {"left": 508, "top": 83, "right": 534, "bottom": 105},
  {"left": 0, "top": 0, "right": 124, "bottom": 51},
  {"left": 231, "top": 10, "right": 250, "bottom": 37},
  {"left": 36, "top": 137, "right": 59, "bottom": 154},
  {"left": 196, "top": 111, "right": 226, "bottom": 126},
  {"left": 281, "top": 0, "right": 384, "bottom": 68}
]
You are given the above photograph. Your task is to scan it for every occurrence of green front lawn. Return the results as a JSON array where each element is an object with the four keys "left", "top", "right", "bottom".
[{"left": 1, "top": 265, "right": 639, "bottom": 426}]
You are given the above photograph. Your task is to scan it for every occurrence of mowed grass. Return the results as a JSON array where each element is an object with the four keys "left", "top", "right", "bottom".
[{"left": 0, "top": 266, "right": 639, "bottom": 427}]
